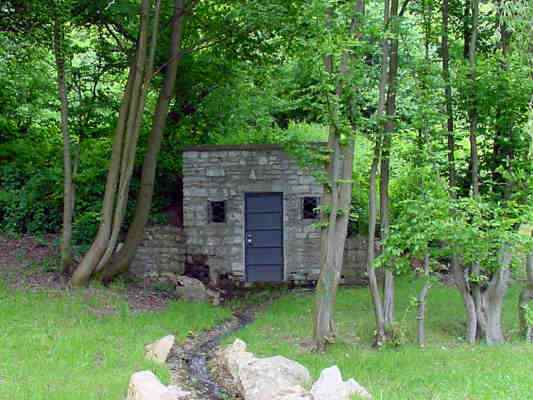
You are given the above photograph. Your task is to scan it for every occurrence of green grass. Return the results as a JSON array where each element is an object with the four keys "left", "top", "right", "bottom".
[
  {"left": 229, "top": 279, "right": 533, "bottom": 400},
  {"left": 0, "top": 281, "right": 230, "bottom": 400}
]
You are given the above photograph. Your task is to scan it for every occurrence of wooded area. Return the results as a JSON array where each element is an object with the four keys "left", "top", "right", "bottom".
[{"left": 1, "top": 0, "right": 532, "bottom": 357}]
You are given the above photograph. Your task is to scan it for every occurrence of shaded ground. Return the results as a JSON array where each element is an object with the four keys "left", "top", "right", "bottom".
[{"left": 0, "top": 234, "right": 177, "bottom": 312}]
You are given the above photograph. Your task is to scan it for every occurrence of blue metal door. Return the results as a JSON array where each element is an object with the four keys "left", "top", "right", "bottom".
[{"left": 245, "top": 193, "right": 284, "bottom": 282}]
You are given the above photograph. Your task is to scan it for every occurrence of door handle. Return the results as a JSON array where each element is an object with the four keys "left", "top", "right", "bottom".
[{"left": 246, "top": 233, "right": 253, "bottom": 245}]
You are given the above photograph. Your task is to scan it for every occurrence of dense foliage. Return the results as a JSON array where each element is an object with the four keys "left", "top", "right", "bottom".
[{"left": 0, "top": 0, "right": 531, "bottom": 343}]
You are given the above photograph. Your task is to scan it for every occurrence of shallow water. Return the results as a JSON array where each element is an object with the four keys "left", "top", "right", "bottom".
[{"left": 168, "top": 310, "right": 254, "bottom": 399}]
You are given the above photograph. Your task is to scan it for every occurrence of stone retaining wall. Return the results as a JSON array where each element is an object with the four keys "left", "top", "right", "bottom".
[
  {"left": 130, "top": 224, "right": 368, "bottom": 285},
  {"left": 130, "top": 225, "right": 186, "bottom": 277},
  {"left": 342, "top": 235, "right": 369, "bottom": 284}
]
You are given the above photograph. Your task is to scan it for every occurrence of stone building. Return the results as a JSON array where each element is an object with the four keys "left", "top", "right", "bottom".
[{"left": 179, "top": 144, "right": 367, "bottom": 284}]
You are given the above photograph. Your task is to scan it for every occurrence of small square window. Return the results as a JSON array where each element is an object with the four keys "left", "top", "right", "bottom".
[
  {"left": 209, "top": 201, "right": 226, "bottom": 223},
  {"left": 302, "top": 196, "right": 320, "bottom": 219}
]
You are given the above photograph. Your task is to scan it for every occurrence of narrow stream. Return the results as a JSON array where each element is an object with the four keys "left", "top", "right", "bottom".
[{"left": 167, "top": 309, "right": 255, "bottom": 400}]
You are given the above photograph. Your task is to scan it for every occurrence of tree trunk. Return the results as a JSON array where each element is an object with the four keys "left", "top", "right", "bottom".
[
  {"left": 441, "top": 0, "right": 455, "bottom": 189},
  {"left": 314, "top": 128, "right": 341, "bottom": 349},
  {"left": 417, "top": 254, "right": 431, "bottom": 347},
  {"left": 472, "top": 261, "right": 487, "bottom": 339},
  {"left": 381, "top": 0, "right": 400, "bottom": 330},
  {"left": 380, "top": 131, "right": 393, "bottom": 328},
  {"left": 71, "top": 0, "right": 151, "bottom": 286},
  {"left": 366, "top": 0, "right": 389, "bottom": 346},
  {"left": 452, "top": 256, "right": 477, "bottom": 343},
  {"left": 492, "top": 1, "right": 513, "bottom": 198},
  {"left": 367, "top": 139, "right": 386, "bottom": 345},
  {"left": 101, "top": 0, "right": 186, "bottom": 282},
  {"left": 468, "top": 0, "right": 480, "bottom": 196},
  {"left": 463, "top": 0, "right": 471, "bottom": 60},
  {"left": 314, "top": 136, "right": 355, "bottom": 350},
  {"left": 53, "top": 15, "right": 74, "bottom": 275},
  {"left": 95, "top": 0, "right": 161, "bottom": 273},
  {"left": 313, "top": 0, "right": 363, "bottom": 351},
  {"left": 519, "top": 252, "right": 533, "bottom": 342},
  {"left": 485, "top": 249, "right": 512, "bottom": 345},
  {"left": 466, "top": 0, "right": 483, "bottom": 341}
]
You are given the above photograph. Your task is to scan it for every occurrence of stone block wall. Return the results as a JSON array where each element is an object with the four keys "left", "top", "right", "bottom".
[
  {"left": 129, "top": 224, "right": 368, "bottom": 284},
  {"left": 342, "top": 235, "right": 369, "bottom": 284},
  {"left": 130, "top": 225, "right": 186, "bottom": 277}
]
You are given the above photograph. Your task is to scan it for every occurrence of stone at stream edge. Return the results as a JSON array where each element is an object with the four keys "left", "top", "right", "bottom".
[
  {"left": 220, "top": 338, "right": 313, "bottom": 400},
  {"left": 145, "top": 335, "right": 175, "bottom": 364},
  {"left": 221, "top": 339, "right": 373, "bottom": 400},
  {"left": 238, "top": 355, "right": 312, "bottom": 399},
  {"left": 310, "top": 365, "right": 372, "bottom": 400},
  {"left": 221, "top": 338, "right": 257, "bottom": 381},
  {"left": 127, "top": 371, "right": 191, "bottom": 400}
]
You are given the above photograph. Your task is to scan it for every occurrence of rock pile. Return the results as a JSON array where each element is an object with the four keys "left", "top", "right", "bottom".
[{"left": 220, "top": 339, "right": 372, "bottom": 400}]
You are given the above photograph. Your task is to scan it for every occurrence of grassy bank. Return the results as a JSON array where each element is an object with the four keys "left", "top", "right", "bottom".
[
  {"left": 0, "top": 281, "right": 230, "bottom": 400},
  {"left": 230, "top": 279, "right": 533, "bottom": 400}
]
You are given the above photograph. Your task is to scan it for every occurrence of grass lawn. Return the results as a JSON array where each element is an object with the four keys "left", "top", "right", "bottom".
[
  {"left": 229, "top": 278, "right": 533, "bottom": 400},
  {"left": 0, "top": 281, "right": 230, "bottom": 400}
]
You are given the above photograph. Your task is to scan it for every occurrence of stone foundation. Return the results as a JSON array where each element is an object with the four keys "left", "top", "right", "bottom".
[
  {"left": 130, "top": 224, "right": 368, "bottom": 285},
  {"left": 130, "top": 225, "right": 186, "bottom": 277},
  {"left": 342, "top": 235, "right": 369, "bottom": 284}
]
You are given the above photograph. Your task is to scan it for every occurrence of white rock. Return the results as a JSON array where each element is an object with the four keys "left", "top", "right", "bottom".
[
  {"left": 311, "top": 365, "right": 344, "bottom": 400},
  {"left": 161, "top": 385, "right": 191, "bottom": 400},
  {"left": 239, "top": 356, "right": 312, "bottom": 400},
  {"left": 221, "top": 340, "right": 315, "bottom": 400},
  {"left": 228, "top": 338, "right": 247, "bottom": 353},
  {"left": 311, "top": 365, "right": 371, "bottom": 400},
  {"left": 270, "top": 386, "right": 314, "bottom": 400},
  {"left": 221, "top": 339, "right": 257, "bottom": 381},
  {"left": 345, "top": 378, "right": 372, "bottom": 400},
  {"left": 127, "top": 371, "right": 190, "bottom": 400},
  {"left": 145, "top": 335, "right": 175, "bottom": 364}
]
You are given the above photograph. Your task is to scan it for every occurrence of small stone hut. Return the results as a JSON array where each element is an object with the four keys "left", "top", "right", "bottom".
[{"left": 179, "top": 144, "right": 367, "bottom": 284}]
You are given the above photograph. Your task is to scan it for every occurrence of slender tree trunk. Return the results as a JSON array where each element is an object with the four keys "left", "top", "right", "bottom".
[
  {"left": 71, "top": 0, "right": 151, "bottom": 286},
  {"left": 95, "top": 0, "right": 161, "bottom": 272},
  {"left": 417, "top": 254, "right": 431, "bottom": 347},
  {"left": 472, "top": 261, "right": 487, "bottom": 339},
  {"left": 381, "top": 0, "right": 400, "bottom": 330},
  {"left": 519, "top": 251, "right": 533, "bottom": 342},
  {"left": 492, "top": 1, "right": 514, "bottom": 198},
  {"left": 452, "top": 257, "right": 477, "bottom": 343},
  {"left": 466, "top": 0, "right": 485, "bottom": 340},
  {"left": 367, "top": 140, "right": 386, "bottom": 346},
  {"left": 441, "top": 0, "right": 455, "bottom": 189},
  {"left": 314, "top": 128, "right": 341, "bottom": 349},
  {"left": 463, "top": 0, "right": 471, "bottom": 60},
  {"left": 101, "top": 0, "right": 186, "bottom": 282},
  {"left": 366, "top": 0, "right": 389, "bottom": 346},
  {"left": 485, "top": 249, "right": 512, "bottom": 345},
  {"left": 468, "top": 0, "right": 480, "bottom": 196},
  {"left": 53, "top": 15, "right": 74, "bottom": 275},
  {"left": 380, "top": 142, "right": 394, "bottom": 328},
  {"left": 314, "top": 0, "right": 363, "bottom": 351}
]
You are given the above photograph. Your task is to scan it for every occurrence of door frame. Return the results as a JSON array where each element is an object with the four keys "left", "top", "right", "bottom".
[{"left": 244, "top": 192, "right": 285, "bottom": 282}]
